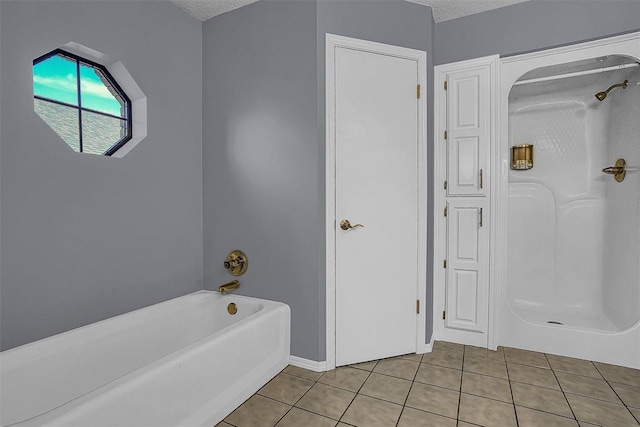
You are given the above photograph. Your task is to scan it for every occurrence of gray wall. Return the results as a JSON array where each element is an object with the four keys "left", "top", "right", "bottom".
[
  {"left": 434, "top": 0, "right": 640, "bottom": 65},
  {"left": 8, "top": 0, "right": 632, "bottom": 361},
  {"left": 203, "top": 0, "right": 434, "bottom": 361},
  {"left": 0, "top": 1, "right": 203, "bottom": 350},
  {"left": 202, "top": 0, "right": 321, "bottom": 360}
]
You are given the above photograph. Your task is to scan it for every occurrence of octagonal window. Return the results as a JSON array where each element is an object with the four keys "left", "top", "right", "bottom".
[{"left": 33, "top": 49, "right": 132, "bottom": 155}]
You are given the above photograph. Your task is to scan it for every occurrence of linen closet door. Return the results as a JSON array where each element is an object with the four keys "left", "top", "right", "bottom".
[{"left": 439, "top": 57, "right": 496, "bottom": 348}]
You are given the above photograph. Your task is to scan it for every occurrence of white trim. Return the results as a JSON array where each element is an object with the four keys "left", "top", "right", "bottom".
[
  {"left": 432, "top": 55, "right": 500, "bottom": 349},
  {"left": 289, "top": 356, "right": 328, "bottom": 373},
  {"left": 433, "top": 65, "right": 446, "bottom": 347},
  {"left": 487, "top": 57, "right": 501, "bottom": 351},
  {"left": 325, "top": 34, "right": 337, "bottom": 371},
  {"left": 501, "top": 31, "right": 640, "bottom": 65},
  {"left": 325, "top": 33, "right": 428, "bottom": 370},
  {"left": 60, "top": 42, "right": 147, "bottom": 157}
]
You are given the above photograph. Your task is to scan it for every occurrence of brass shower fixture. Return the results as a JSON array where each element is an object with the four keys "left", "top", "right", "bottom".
[
  {"left": 602, "top": 159, "right": 626, "bottom": 182},
  {"left": 595, "top": 80, "right": 628, "bottom": 101},
  {"left": 224, "top": 250, "right": 248, "bottom": 276}
]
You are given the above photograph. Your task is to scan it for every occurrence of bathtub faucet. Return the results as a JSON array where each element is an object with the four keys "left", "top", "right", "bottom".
[{"left": 218, "top": 280, "right": 240, "bottom": 294}]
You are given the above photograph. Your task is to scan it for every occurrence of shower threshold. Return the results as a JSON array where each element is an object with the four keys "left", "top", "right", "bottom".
[{"left": 511, "top": 305, "right": 627, "bottom": 334}]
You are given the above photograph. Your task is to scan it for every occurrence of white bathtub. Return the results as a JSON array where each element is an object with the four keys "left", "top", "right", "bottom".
[{"left": 0, "top": 290, "right": 290, "bottom": 427}]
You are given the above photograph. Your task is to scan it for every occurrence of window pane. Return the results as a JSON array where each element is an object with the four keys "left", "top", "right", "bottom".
[
  {"left": 80, "top": 64, "right": 125, "bottom": 118},
  {"left": 33, "top": 54, "right": 78, "bottom": 106},
  {"left": 34, "top": 98, "right": 80, "bottom": 151},
  {"left": 81, "top": 110, "right": 126, "bottom": 155}
]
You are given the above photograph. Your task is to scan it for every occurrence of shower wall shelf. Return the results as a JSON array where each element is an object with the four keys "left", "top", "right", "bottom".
[{"left": 511, "top": 144, "right": 534, "bottom": 170}]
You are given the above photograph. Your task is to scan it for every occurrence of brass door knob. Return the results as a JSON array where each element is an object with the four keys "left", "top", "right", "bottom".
[{"left": 340, "top": 219, "right": 364, "bottom": 231}]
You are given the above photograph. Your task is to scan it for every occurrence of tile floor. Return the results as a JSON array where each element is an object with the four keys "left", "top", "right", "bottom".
[{"left": 219, "top": 341, "right": 640, "bottom": 427}]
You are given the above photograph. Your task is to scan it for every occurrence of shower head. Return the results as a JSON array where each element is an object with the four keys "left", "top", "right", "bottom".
[{"left": 595, "top": 80, "right": 628, "bottom": 101}]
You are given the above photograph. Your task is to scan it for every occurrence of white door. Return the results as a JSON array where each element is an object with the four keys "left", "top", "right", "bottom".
[
  {"left": 445, "top": 199, "right": 489, "bottom": 347},
  {"left": 333, "top": 44, "right": 420, "bottom": 366}
]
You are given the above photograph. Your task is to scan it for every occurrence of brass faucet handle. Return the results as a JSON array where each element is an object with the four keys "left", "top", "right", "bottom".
[
  {"left": 224, "top": 250, "right": 248, "bottom": 276},
  {"left": 602, "top": 159, "right": 626, "bottom": 183},
  {"left": 602, "top": 166, "right": 624, "bottom": 174}
]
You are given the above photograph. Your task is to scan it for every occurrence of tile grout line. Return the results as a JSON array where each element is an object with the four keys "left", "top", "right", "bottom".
[
  {"left": 254, "top": 367, "right": 337, "bottom": 426},
  {"left": 394, "top": 353, "right": 425, "bottom": 427},
  {"left": 270, "top": 369, "right": 322, "bottom": 426},
  {"left": 336, "top": 360, "right": 379, "bottom": 425},
  {"left": 455, "top": 346, "right": 465, "bottom": 425},
  {"left": 543, "top": 352, "right": 579, "bottom": 424},
  {"left": 296, "top": 365, "right": 363, "bottom": 425},
  {"left": 592, "top": 362, "right": 640, "bottom": 426},
  {"left": 504, "top": 352, "right": 520, "bottom": 427}
]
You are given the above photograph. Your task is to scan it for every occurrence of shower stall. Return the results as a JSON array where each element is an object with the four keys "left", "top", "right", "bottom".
[{"left": 498, "top": 33, "right": 640, "bottom": 369}]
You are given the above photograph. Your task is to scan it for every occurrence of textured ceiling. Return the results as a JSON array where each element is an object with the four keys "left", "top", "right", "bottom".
[
  {"left": 170, "top": 0, "right": 530, "bottom": 23},
  {"left": 407, "top": 0, "right": 529, "bottom": 22},
  {"left": 171, "top": 0, "right": 259, "bottom": 22}
]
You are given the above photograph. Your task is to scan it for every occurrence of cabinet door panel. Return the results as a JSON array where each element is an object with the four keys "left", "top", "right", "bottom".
[
  {"left": 446, "top": 200, "right": 488, "bottom": 334},
  {"left": 446, "top": 66, "right": 489, "bottom": 196}
]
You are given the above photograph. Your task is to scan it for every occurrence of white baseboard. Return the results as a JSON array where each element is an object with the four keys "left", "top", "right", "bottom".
[
  {"left": 290, "top": 342, "right": 434, "bottom": 371},
  {"left": 289, "top": 356, "right": 328, "bottom": 372},
  {"left": 424, "top": 339, "right": 434, "bottom": 353},
  {"left": 417, "top": 338, "right": 434, "bottom": 354}
]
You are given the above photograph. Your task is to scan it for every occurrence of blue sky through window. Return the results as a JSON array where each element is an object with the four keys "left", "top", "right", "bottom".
[{"left": 33, "top": 54, "right": 124, "bottom": 117}]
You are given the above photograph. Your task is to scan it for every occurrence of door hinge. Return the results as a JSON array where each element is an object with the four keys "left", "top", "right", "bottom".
[
  {"left": 443, "top": 259, "right": 447, "bottom": 268},
  {"left": 444, "top": 180, "right": 448, "bottom": 190},
  {"left": 416, "top": 299, "right": 420, "bottom": 314},
  {"left": 417, "top": 84, "right": 421, "bottom": 99},
  {"left": 444, "top": 206, "right": 448, "bottom": 217},
  {"left": 444, "top": 80, "right": 448, "bottom": 91},
  {"left": 442, "top": 310, "right": 446, "bottom": 320},
  {"left": 444, "top": 130, "right": 448, "bottom": 140}
]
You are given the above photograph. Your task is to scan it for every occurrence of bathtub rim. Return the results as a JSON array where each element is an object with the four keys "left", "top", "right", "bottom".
[{"left": 0, "top": 290, "right": 279, "bottom": 357}]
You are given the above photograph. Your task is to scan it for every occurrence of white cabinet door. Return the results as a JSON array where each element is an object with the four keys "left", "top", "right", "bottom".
[
  {"left": 444, "top": 199, "right": 489, "bottom": 347},
  {"left": 446, "top": 66, "right": 490, "bottom": 197},
  {"left": 435, "top": 55, "right": 497, "bottom": 350}
]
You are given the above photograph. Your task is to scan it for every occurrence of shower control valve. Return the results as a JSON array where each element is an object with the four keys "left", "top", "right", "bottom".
[
  {"left": 602, "top": 159, "right": 626, "bottom": 183},
  {"left": 224, "top": 250, "right": 248, "bottom": 276}
]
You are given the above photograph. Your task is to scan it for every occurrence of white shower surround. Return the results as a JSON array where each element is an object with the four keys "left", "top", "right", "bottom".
[{"left": 497, "top": 32, "right": 640, "bottom": 369}]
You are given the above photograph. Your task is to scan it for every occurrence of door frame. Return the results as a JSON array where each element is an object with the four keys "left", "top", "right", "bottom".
[
  {"left": 325, "top": 33, "right": 428, "bottom": 370},
  {"left": 432, "top": 55, "right": 500, "bottom": 350}
]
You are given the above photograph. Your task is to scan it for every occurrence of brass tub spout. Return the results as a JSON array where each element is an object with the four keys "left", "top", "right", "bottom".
[{"left": 218, "top": 280, "right": 240, "bottom": 294}]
